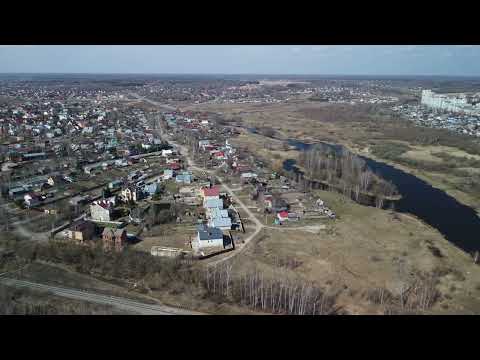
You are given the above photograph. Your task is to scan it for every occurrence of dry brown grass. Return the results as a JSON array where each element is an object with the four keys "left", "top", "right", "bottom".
[
  {"left": 229, "top": 190, "right": 480, "bottom": 314},
  {"left": 188, "top": 101, "right": 480, "bottom": 210},
  {"left": 181, "top": 100, "right": 480, "bottom": 314}
]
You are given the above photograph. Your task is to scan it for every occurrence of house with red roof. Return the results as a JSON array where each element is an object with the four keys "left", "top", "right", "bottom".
[
  {"left": 277, "top": 211, "right": 289, "bottom": 222},
  {"left": 235, "top": 165, "right": 251, "bottom": 174},
  {"left": 169, "top": 162, "right": 181, "bottom": 170},
  {"left": 202, "top": 185, "right": 220, "bottom": 201},
  {"left": 213, "top": 151, "right": 225, "bottom": 160}
]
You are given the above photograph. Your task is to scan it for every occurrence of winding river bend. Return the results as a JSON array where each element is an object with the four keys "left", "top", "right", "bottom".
[{"left": 283, "top": 139, "right": 480, "bottom": 255}]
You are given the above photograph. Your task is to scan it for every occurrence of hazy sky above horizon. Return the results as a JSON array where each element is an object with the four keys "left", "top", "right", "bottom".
[{"left": 0, "top": 45, "right": 479, "bottom": 76}]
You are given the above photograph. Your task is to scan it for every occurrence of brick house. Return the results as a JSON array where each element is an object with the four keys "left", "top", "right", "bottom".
[
  {"left": 102, "top": 227, "right": 127, "bottom": 252},
  {"left": 66, "top": 220, "right": 95, "bottom": 245}
]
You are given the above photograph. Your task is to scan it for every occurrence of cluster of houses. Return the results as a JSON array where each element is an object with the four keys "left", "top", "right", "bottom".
[
  {"left": 312, "top": 85, "right": 399, "bottom": 105},
  {"left": 0, "top": 89, "right": 179, "bottom": 207},
  {"left": 191, "top": 184, "right": 236, "bottom": 254},
  {"left": 135, "top": 80, "right": 289, "bottom": 105},
  {"left": 7, "top": 173, "right": 70, "bottom": 207},
  {"left": 136, "top": 78, "right": 400, "bottom": 106},
  {"left": 202, "top": 185, "right": 232, "bottom": 230},
  {"left": 1, "top": 78, "right": 337, "bottom": 259},
  {"left": 63, "top": 217, "right": 127, "bottom": 253},
  {"left": 392, "top": 103, "right": 480, "bottom": 137}
]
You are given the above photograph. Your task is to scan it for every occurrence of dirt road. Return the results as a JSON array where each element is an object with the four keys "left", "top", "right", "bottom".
[{"left": 130, "top": 93, "right": 265, "bottom": 266}]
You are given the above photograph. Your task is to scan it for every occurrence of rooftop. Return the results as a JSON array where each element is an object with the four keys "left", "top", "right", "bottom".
[
  {"left": 209, "top": 217, "right": 232, "bottom": 228},
  {"left": 197, "top": 225, "right": 223, "bottom": 241},
  {"left": 204, "top": 197, "right": 223, "bottom": 209},
  {"left": 203, "top": 185, "right": 220, "bottom": 197}
]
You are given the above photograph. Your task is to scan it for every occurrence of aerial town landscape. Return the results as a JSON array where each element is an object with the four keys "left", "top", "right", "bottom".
[{"left": 1, "top": 46, "right": 480, "bottom": 315}]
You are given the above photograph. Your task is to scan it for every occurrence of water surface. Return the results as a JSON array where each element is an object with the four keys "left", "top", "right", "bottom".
[{"left": 285, "top": 139, "right": 480, "bottom": 254}]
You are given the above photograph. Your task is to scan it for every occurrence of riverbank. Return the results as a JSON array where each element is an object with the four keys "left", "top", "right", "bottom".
[
  {"left": 354, "top": 146, "right": 480, "bottom": 213},
  {"left": 289, "top": 139, "right": 480, "bottom": 254},
  {"left": 291, "top": 162, "right": 402, "bottom": 202},
  {"left": 223, "top": 101, "right": 480, "bottom": 214},
  {"left": 283, "top": 134, "right": 480, "bottom": 213},
  {"left": 230, "top": 188, "right": 480, "bottom": 314},
  {"left": 180, "top": 100, "right": 480, "bottom": 313},
  {"left": 232, "top": 126, "right": 480, "bottom": 254}
]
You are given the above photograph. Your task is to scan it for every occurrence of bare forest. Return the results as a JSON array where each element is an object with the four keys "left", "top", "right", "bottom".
[
  {"left": 203, "top": 263, "right": 342, "bottom": 315},
  {"left": 298, "top": 144, "right": 397, "bottom": 206}
]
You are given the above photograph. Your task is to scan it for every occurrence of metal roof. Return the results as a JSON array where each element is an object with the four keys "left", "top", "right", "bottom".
[
  {"left": 197, "top": 226, "right": 223, "bottom": 241},
  {"left": 204, "top": 198, "right": 223, "bottom": 209},
  {"left": 209, "top": 217, "right": 232, "bottom": 229}
]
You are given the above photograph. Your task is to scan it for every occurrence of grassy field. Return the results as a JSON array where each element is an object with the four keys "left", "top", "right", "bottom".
[
  {"left": 230, "top": 189, "right": 480, "bottom": 314},
  {"left": 230, "top": 131, "right": 299, "bottom": 172},
  {"left": 185, "top": 101, "right": 480, "bottom": 211},
  {"left": 182, "top": 101, "right": 480, "bottom": 314},
  {"left": 133, "top": 224, "right": 196, "bottom": 252}
]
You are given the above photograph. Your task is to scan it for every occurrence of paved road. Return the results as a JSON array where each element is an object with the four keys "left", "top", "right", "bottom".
[{"left": 0, "top": 277, "right": 203, "bottom": 315}]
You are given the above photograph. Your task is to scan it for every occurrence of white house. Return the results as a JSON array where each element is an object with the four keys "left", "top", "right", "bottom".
[
  {"left": 24, "top": 193, "right": 40, "bottom": 207},
  {"left": 198, "top": 139, "right": 210, "bottom": 148},
  {"left": 192, "top": 225, "right": 224, "bottom": 251},
  {"left": 89, "top": 200, "right": 114, "bottom": 222},
  {"left": 120, "top": 186, "right": 142, "bottom": 203},
  {"left": 240, "top": 172, "right": 258, "bottom": 180},
  {"left": 163, "top": 169, "right": 174, "bottom": 180},
  {"left": 162, "top": 149, "right": 173, "bottom": 157}
]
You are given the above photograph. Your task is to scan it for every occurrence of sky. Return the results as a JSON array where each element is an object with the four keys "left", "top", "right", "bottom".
[{"left": 0, "top": 45, "right": 479, "bottom": 76}]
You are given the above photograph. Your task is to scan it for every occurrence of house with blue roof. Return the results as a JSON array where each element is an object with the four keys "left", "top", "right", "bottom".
[
  {"left": 208, "top": 216, "right": 232, "bottom": 230},
  {"left": 203, "top": 197, "right": 224, "bottom": 209},
  {"left": 108, "top": 179, "right": 123, "bottom": 190},
  {"left": 175, "top": 171, "right": 192, "bottom": 184},
  {"left": 144, "top": 182, "right": 159, "bottom": 196},
  {"left": 207, "top": 207, "right": 229, "bottom": 219},
  {"left": 163, "top": 169, "right": 174, "bottom": 180}
]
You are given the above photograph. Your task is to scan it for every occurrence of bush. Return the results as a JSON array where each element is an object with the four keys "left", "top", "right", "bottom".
[{"left": 371, "top": 142, "right": 411, "bottom": 160}]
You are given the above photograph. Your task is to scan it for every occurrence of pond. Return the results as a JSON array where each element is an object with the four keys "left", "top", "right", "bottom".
[{"left": 284, "top": 139, "right": 480, "bottom": 254}]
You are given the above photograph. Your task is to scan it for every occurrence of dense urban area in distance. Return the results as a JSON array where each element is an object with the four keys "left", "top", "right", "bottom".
[{"left": 1, "top": 74, "right": 480, "bottom": 315}]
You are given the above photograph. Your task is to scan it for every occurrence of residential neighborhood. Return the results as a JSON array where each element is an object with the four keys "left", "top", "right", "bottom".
[
  {"left": 0, "top": 79, "right": 338, "bottom": 263},
  {"left": 4, "top": 68, "right": 477, "bottom": 316}
]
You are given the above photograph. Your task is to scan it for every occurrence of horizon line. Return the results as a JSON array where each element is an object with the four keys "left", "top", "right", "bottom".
[{"left": 1, "top": 72, "right": 480, "bottom": 78}]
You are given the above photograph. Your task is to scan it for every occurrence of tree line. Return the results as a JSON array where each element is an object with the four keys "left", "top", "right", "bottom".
[
  {"left": 5, "top": 238, "right": 445, "bottom": 315},
  {"left": 298, "top": 143, "right": 397, "bottom": 205},
  {"left": 203, "top": 263, "right": 341, "bottom": 315}
]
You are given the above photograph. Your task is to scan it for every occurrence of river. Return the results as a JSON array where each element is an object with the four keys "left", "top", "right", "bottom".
[{"left": 283, "top": 139, "right": 480, "bottom": 254}]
